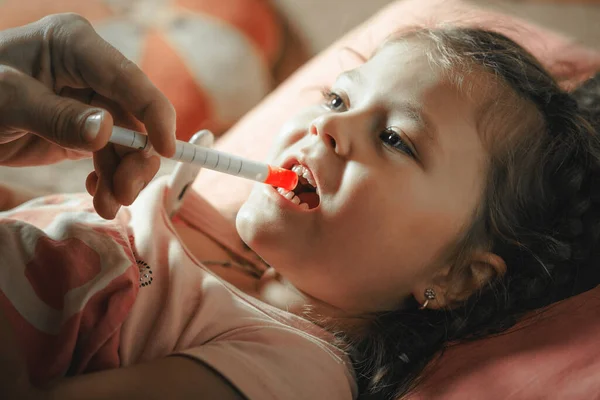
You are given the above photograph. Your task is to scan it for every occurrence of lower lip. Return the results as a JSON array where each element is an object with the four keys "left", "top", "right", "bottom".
[{"left": 265, "top": 185, "right": 315, "bottom": 212}]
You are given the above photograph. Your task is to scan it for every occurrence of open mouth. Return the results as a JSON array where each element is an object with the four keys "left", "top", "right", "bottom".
[{"left": 276, "top": 163, "right": 320, "bottom": 210}]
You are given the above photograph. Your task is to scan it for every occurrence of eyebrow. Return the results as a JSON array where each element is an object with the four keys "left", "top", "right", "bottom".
[
  {"left": 339, "top": 69, "right": 363, "bottom": 85},
  {"left": 391, "top": 101, "right": 436, "bottom": 140},
  {"left": 338, "top": 69, "right": 438, "bottom": 143}
]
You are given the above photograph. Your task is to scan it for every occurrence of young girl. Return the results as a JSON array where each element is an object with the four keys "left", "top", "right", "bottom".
[{"left": 1, "top": 26, "right": 599, "bottom": 400}]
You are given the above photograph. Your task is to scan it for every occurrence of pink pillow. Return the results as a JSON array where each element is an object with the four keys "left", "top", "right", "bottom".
[
  {"left": 192, "top": 0, "right": 600, "bottom": 214},
  {"left": 407, "top": 285, "right": 600, "bottom": 399}
]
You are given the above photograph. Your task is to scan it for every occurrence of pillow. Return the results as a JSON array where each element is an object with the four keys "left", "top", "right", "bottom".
[
  {"left": 406, "top": 284, "right": 600, "bottom": 399},
  {"left": 0, "top": 0, "right": 284, "bottom": 141},
  {"left": 192, "top": 0, "right": 600, "bottom": 214}
]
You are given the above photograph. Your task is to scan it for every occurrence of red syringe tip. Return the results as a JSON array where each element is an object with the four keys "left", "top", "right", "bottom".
[{"left": 265, "top": 166, "right": 298, "bottom": 191}]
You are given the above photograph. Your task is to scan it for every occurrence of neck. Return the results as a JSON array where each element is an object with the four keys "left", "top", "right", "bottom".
[
  {"left": 255, "top": 268, "right": 306, "bottom": 313},
  {"left": 257, "top": 269, "right": 373, "bottom": 335},
  {"left": 172, "top": 218, "right": 370, "bottom": 333}
]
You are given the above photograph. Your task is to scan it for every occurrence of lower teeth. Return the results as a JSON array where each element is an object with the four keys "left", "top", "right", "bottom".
[{"left": 277, "top": 188, "right": 310, "bottom": 209}]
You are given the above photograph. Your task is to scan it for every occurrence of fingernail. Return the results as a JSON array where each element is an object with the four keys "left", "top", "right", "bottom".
[{"left": 84, "top": 112, "right": 104, "bottom": 142}]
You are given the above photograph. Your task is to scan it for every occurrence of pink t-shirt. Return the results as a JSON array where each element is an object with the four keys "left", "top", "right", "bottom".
[{"left": 0, "top": 177, "right": 357, "bottom": 400}]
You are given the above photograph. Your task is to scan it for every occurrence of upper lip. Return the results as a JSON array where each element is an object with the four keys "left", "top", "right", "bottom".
[{"left": 281, "top": 155, "right": 320, "bottom": 193}]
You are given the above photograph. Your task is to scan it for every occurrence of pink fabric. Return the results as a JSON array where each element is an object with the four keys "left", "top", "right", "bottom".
[
  {"left": 0, "top": 195, "right": 138, "bottom": 385},
  {"left": 120, "top": 178, "right": 357, "bottom": 400},
  {"left": 408, "top": 286, "right": 600, "bottom": 399},
  {"left": 193, "top": 0, "right": 600, "bottom": 214},
  {"left": 0, "top": 179, "right": 357, "bottom": 399}
]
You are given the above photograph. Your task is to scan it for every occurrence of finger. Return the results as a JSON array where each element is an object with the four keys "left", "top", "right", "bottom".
[
  {"left": 49, "top": 16, "right": 176, "bottom": 157},
  {"left": 92, "top": 146, "right": 121, "bottom": 219},
  {"left": 61, "top": 88, "right": 146, "bottom": 134},
  {"left": 112, "top": 152, "right": 160, "bottom": 206},
  {"left": 0, "top": 65, "right": 113, "bottom": 152},
  {"left": 85, "top": 171, "right": 98, "bottom": 196}
]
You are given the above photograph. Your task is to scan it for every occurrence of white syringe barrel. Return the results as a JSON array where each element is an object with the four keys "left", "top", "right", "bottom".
[
  {"left": 110, "top": 126, "right": 149, "bottom": 149},
  {"left": 110, "top": 126, "right": 269, "bottom": 182},
  {"left": 172, "top": 140, "right": 269, "bottom": 181}
]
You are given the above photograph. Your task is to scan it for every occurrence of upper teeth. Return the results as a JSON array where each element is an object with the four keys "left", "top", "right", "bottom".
[{"left": 291, "top": 164, "right": 317, "bottom": 191}]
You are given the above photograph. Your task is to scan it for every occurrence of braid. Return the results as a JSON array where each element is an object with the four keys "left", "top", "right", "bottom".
[{"left": 343, "top": 28, "right": 600, "bottom": 400}]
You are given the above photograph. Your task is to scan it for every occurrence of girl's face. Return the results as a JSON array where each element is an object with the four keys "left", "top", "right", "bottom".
[{"left": 236, "top": 41, "right": 490, "bottom": 313}]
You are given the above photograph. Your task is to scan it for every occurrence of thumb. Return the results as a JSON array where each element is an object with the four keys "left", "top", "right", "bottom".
[{"left": 0, "top": 65, "right": 112, "bottom": 152}]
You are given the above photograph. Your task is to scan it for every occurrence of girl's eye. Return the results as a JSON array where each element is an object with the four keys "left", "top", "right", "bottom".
[
  {"left": 321, "top": 90, "right": 347, "bottom": 111},
  {"left": 379, "top": 128, "right": 415, "bottom": 158}
]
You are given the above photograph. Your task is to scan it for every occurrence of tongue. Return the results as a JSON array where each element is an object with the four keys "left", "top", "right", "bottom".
[{"left": 298, "top": 192, "right": 320, "bottom": 209}]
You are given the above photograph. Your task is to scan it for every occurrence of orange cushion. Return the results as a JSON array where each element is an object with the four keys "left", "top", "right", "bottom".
[
  {"left": 0, "top": 0, "right": 283, "bottom": 141},
  {"left": 192, "top": 0, "right": 600, "bottom": 397}
]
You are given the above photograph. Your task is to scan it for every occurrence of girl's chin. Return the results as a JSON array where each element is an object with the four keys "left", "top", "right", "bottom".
[
  {"left": 236, "top": 183, "right": 322, "bottom": 253},
  {"left": 235, "top": 194, "right": 286, "bottom": 246}
]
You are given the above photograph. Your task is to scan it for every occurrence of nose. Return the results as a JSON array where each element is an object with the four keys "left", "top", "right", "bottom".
[
  {"left": 310, "top": 121, "right": 337, "bottom": 150},
  {"left": 310, "top": 112, "right": 363, "bottom": 156}
]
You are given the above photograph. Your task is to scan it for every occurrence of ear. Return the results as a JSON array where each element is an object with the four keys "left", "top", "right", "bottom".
[{"left": 413, "top": 252, "right": 506, "bottom": 310}]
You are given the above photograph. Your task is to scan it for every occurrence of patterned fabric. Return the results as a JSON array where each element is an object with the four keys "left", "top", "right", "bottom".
[
  {"left": 0, "top": 178, "right": 357, "bottom": 399},
  {"left": 0, "top": 195, "right": 139, "bottom": 385},
  {"left": 0, "top": 0, "right": 283, "bottom": 141}
]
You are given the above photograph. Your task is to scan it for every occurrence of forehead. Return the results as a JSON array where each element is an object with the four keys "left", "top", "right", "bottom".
[{"left": 351, "top": 40, "right": 441, "bottom": 95}]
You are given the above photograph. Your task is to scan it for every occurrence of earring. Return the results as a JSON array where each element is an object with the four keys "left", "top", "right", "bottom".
[{"left": 419, "top": 288, "right": 436, "bottom": 310}]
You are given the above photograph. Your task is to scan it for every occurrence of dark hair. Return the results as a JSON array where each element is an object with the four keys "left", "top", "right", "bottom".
[{"left": 345, "top": 28, "right": 600, "bottom": 399}]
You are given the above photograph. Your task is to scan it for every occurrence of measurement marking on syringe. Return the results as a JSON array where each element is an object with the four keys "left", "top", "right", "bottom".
[{"left": 110, "top": 128, "right": 296, "bottom": 189}]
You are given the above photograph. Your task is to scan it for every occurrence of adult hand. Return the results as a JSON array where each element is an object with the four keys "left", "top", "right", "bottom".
[{"left": 0, "top": 13, "right": 176, "bottom": 219}]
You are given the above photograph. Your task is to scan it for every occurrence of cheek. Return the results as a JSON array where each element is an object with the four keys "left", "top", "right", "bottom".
[
  {"left": 398, "top": 189, "right": 474, "bottom": 271},
  {"left": 371, "top": 201, "right": 463, "bottom": 275},
  {"left": 363, "top": 174, "right": 467, "bottom": 267},
  {"left": 236, "top": 187, "right": 277, "bottom": 241},
  {"left": 269, "top": 106, "right": 327, "bottom": 158},
  {"left": 420, "top": 157, "right": 485, "bottom": 237}
]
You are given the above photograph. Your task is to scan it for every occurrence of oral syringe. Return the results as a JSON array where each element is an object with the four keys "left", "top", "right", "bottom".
[{"left": 109, "top": 126, "right": 298, "bottom": 191}]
